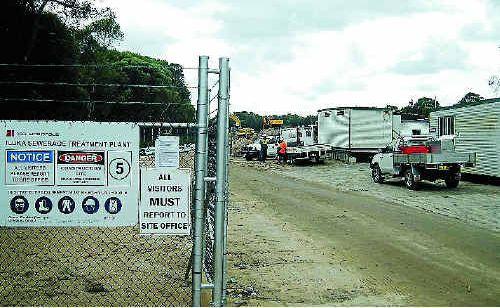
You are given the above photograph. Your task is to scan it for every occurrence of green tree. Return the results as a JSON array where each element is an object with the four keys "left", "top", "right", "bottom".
[
  {"left": 0, "top": 1, "right": 195, "bottom": 123},
  {"left": 400, "top": 97, "right": 439, "bottom": 118},
  {"left": 456, "top": 92, "right": 484, "bottom": 106}
]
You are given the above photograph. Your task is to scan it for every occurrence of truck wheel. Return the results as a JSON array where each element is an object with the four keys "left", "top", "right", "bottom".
[
  {"left": 245, "top": 154, "right": 253, "bottom": 161},
  {"left": 372, "top": 165, "right": 384, "bottom": 183},
  {"left": 404, "top": 169, "right": 419, "bottom": 190},
  {"left": 445, "top": 174, "right": 460, "bottom": 188}
]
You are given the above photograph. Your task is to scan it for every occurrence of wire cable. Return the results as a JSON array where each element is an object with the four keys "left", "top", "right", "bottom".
[
  {"left": 0, "top": 81, "right": 198, "bottom": 89},
  {"left": 0, "top": 63, "right": 200, "bottom": 70},
  {"left": 0, "top": 97, "right": 188, "bottom": 105}
]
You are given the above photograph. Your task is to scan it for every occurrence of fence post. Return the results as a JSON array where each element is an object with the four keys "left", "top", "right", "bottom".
[
  {"left": 222, "top": 66, "right": 231, "bottom": 306},
  {"left": 213, "top": 57, "right": 230, "bottom": 306},
  {"left": 193, "top": 55, "right": 209, "bottom": 307}
]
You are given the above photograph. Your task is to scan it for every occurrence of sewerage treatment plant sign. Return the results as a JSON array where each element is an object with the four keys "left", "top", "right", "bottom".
[{"left": 0, "top": 121, "right": 139, "bottom": 226}]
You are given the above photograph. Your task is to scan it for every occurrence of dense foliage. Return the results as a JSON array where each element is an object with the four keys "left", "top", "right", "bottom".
[
  {"left": 0, "top": 0, "right": 194, "bottom": 122},
  {"left": 231, "top": 112, "right": 317, "bottom": 131}
]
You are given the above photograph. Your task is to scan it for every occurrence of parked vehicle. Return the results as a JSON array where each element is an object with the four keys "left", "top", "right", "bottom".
[
  {"left": 370, "top": 135, "right": 475, "bottom": 190},
  {"left": 318, "top": 107, "right": 394, "bottom": 154},
  {"left": 243, "top": 137, "right": 279, "bottom": 161}
]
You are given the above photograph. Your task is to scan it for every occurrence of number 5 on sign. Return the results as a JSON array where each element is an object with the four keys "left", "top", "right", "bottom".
[{"left": 108, "top": 151, "right": 132, "bottom": 186}]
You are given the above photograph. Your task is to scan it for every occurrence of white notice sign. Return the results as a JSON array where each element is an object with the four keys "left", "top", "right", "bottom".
[
  {"left": 155, "top": 136, "right": 179, "bottom": 168},
  {"left": 140, "top": 168, "right": 191, "bottom": 235},
  {"left": 0, "top": 120, "right": 139, "bottom": 227}
]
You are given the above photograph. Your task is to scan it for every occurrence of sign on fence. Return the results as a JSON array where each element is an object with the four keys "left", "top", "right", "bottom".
[
  {"left": 140, "top": 168, "right": 191, "bottom": 235},
  {"left": 155, "top": 136, "right": 179, "bottom": 168},
  {"left": 0, "top": 121, "right": 139, "bottom": 226}
]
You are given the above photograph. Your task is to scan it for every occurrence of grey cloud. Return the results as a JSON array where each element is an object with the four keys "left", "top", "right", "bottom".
[
  {"left": 162, "top": 0, "right": 435, "bottom": 69},
  {"left": 391, "top": 41, "right": 468, "bottom": 75},
  {"left": 217, "top": 0, "right": 434, "bottom": 41}
]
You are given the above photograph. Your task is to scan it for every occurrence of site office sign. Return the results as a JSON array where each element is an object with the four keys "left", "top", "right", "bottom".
[
  {"left": 140, "top": 168, "right": 191, "bottom": 235},
  {"left": 1, "top": 121, "right": 139, "bottom": 226}
]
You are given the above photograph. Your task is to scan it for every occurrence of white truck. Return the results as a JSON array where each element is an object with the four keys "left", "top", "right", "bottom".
[
  {"left": 243, "top": 136, "right": 279, "bottom": 161},
  {"left": 370, "top": 135, "right": 476, "bottom": 190}
]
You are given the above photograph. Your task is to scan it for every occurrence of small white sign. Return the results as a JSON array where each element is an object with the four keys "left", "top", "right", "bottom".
[
  {"left": 155, "top": 136, "right": 179, "bottom": 168},
  {"left": 140, "top": 168, "right": 191, "bottom": 235}
]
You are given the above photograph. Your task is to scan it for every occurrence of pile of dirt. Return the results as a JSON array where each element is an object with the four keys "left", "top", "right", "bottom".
[
  {"left": 139, "top": 150, "right": 195, "bottom": 174},
  {"left": 231, "top": 135, "right": 253, "bottom": 157}
]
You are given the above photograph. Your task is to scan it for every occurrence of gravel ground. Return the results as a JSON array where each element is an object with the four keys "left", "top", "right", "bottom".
[
  {"left": 235, "top": 158, "right": 500, "bottom": 232},
  {"left": 227, "top": 160, "right": 500, "bottom": 306}
]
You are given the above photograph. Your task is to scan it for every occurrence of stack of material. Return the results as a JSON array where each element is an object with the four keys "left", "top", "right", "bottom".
[
  {"left": 231, "top": 134, "right": 253, "bottom": 157},
  {"left": 139, "top": 150, "right": 195, "bottom": 175}
]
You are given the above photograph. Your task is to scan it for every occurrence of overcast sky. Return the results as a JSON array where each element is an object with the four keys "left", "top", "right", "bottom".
[{"left": 101, "top": 0, "right": 499, "bottom": 115}]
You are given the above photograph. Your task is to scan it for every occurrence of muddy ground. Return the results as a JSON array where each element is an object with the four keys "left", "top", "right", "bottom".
[{"left": 227, "top": 159, "right": 500, "bottom": 306}]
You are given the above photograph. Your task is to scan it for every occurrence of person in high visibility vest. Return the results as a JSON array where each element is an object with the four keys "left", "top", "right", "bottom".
[
  {"left": 259, "top": 137, "right": 268, "bottom": 162},
  {"left": 278, "top": 139, "right": 287, "bottom": 163}
]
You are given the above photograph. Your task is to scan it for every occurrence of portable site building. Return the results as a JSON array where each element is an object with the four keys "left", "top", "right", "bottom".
[
  {"left": 317, "top": 107, "right": 393, "bottom": 153},
  {"left": 429, "top": 98, "right": 500, "bottom": 178},
  {"left": 280, "top": 125, "right": 316, "bottom": 146},
  {"left": 392, "top": 115, "right": 429, "bottom": 138}
]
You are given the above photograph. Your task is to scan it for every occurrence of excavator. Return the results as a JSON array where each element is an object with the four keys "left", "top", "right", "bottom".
[
  {"left": 230, "top": 113, "right": 255, "bottom": 137},
  {"left": 262, "top": 117, "right": 283, "bottom": 129}
]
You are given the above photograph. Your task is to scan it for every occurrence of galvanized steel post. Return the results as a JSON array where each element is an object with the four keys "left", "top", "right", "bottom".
[
  {"left": 193, "top": 55, "right": 209, "bottom": 307},
  {"left": 212, "top": 57, "right": 230, "bottom": 306},
  {"left": 222, "top": 66, "right": 231, "bottom": 306}
]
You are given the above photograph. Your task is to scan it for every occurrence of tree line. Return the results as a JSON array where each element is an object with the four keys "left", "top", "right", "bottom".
[
  {"left": 233, "top": 91, "right": 488, "bottom": 131},
  {"left": 0, "top": 0, "right": 194, "bottom": 123}
]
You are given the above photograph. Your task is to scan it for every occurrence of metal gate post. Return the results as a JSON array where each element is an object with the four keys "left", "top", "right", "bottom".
[
  {"left": 212, "top": 57, "right": 230, "bottom": 306},
  {"left": 222, "top": 66, "right": 231, "bottom": 305},
  {"left": 193, "top": 55, "right": 209, "bottom": 307}
]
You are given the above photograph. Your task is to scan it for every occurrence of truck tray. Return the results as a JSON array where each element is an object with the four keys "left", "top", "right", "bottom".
[{"left": 394, "top": 152, "right": 476, "bottom": 165}]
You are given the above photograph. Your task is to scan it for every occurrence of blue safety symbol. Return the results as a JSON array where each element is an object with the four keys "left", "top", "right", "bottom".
[
  {"left": 35, "top": 196, "right": 52, "bottom": 214},
  {"left": 10, "top": 196, "right": 29, "bottom": 214},
  {"left": 104, "top": 197, "right": 122, "bottom": 214},
  {"left": 82, "top": 196, "right": 99, "bottom": 214},
  {"left": 58, "top": 196, "right": 75, "bottom": 214}
]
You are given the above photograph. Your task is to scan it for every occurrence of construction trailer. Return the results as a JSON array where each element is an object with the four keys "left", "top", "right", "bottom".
[
  {"left": 280, "top": 125, "right": 316, "bottom": 146},
  {"left": 318, "top": 107, "right": 394, "bottom": 160},
  {"left": 392, "top": 115, "right": 429, "bottom": 138},
  {"left": 429, "top": 98, "right": 500, "bottom": 178}
]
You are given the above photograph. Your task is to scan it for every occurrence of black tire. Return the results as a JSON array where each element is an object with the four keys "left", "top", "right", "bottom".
[
  {"left": 372, "top": 165, "right": 384, "bottom": 183},
  {"left": 445, "top": 173, "right": 460, "bottom": 188},
  {"left": 404, "top": 168, "right": 419, "bottom": 190},
  {"left": 245, "top": 154, "right": 253, "bottom": 161}
]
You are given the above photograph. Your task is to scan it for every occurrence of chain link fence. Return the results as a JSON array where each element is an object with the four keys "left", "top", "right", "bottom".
[
  {"left": 203, "top": 120, "right": 218, "bottom": 283},
  {"left": 0, "top": 56, "right": 229, "bottom": 307},
  {"left": 0, "top": 126, "right": 206, "bottom": 306}
]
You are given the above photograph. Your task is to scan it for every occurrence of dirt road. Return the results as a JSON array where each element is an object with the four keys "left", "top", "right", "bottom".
[{"left": 227, "top": 162, "right": 500, "bottom": 306}]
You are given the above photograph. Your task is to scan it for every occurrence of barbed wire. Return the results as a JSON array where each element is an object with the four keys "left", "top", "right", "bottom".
[
  {"left": 0, "top": 63, "right": 200, "bottom": 70},
  {"left": 210, "top": 80, "right": 219, "bottom": 92},
  {"left": 0, "top": 81, "right": 198, "bottom": 89},
  {"left": 0, "top": 97, "right": 186, "bottom": 105}
]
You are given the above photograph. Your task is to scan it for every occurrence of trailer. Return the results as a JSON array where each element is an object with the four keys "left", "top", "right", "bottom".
[
  {"left": 286, "top": 144, "right": 332, "bottom": 163},
  {"left": 317, "top": 107, "right": 394, "bottom": 162},
  {"left": 280, "top": 125, "right": 316, "bottom": 146},
  {"left": 429, "top": 98, "right": 500, "bottom": 178},
  {"left": 392, "top": 115, "right": 429, "bottom": 137}
]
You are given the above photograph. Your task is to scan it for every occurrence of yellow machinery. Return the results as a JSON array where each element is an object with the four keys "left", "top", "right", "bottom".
[
  {"left": 230, "top": 113, "right": 255, "bottom": 137},
  {"left": 263, "top": 117, "right": 283, "bottom": 129}
]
